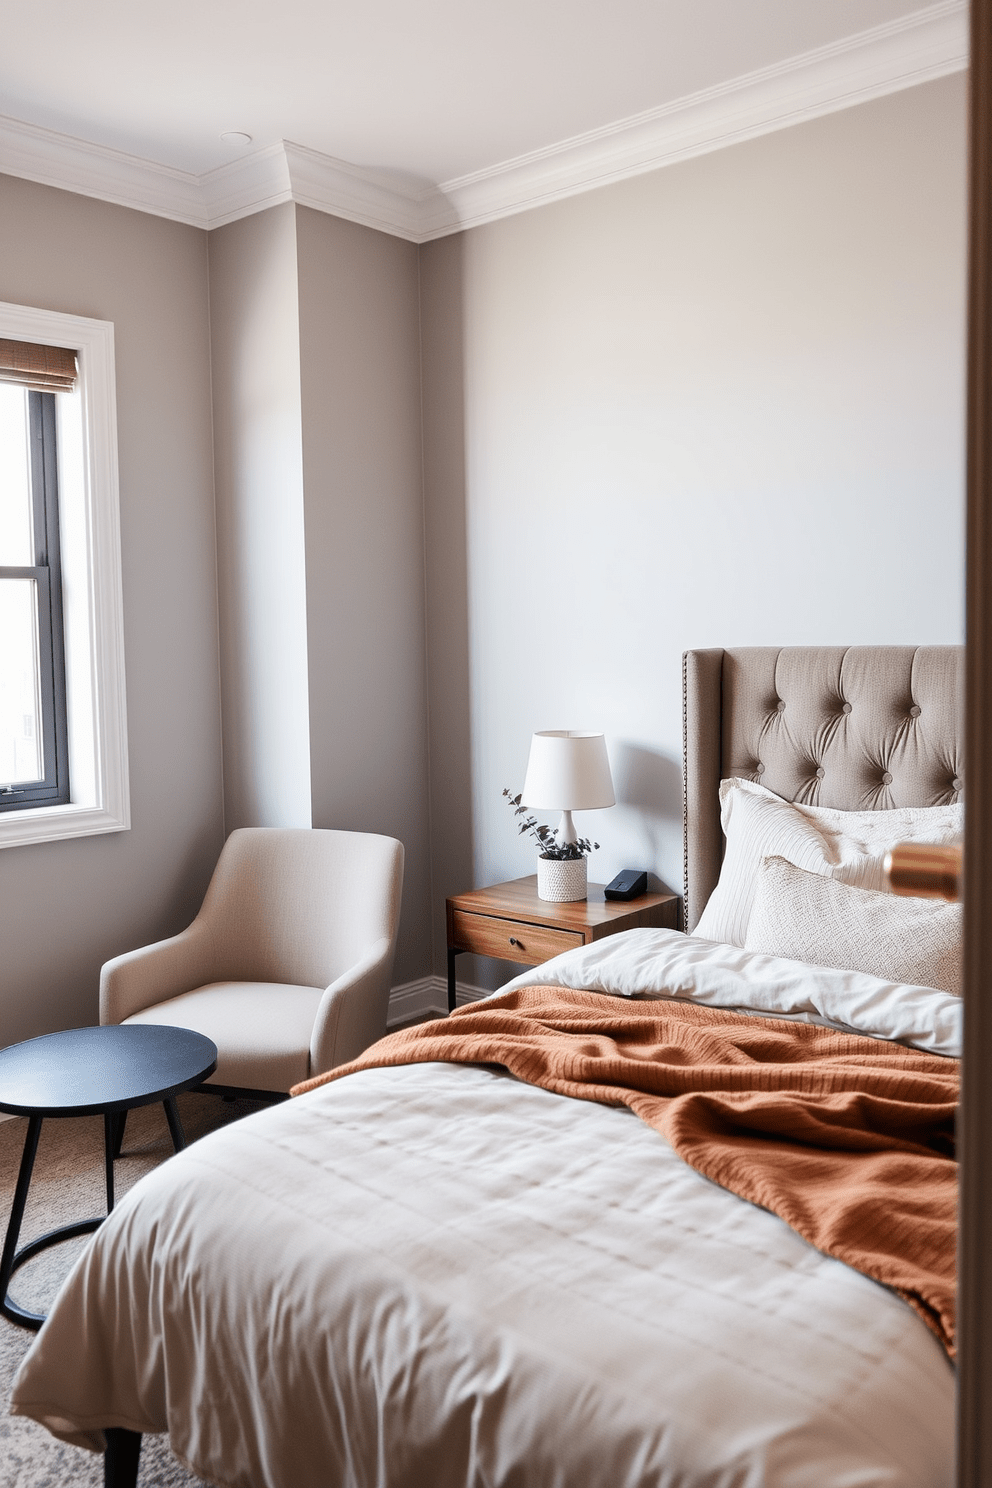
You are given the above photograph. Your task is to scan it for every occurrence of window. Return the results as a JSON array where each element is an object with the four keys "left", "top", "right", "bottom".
[
  {"left": 0, "top": 302, "right": 129, "bottom": 849},
  {"left": 0, "top": 385, "right": 70, "bottom": 809}
]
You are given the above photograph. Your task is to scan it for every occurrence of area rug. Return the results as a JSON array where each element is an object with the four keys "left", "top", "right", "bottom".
[{"left": 0, "top": 1092, "right": 266, "bottom": 1487}]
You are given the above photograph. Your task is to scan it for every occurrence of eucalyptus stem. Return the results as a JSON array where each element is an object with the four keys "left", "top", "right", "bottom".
[{"left": 502, "top": 789, "right": 599, "bottom": 861}]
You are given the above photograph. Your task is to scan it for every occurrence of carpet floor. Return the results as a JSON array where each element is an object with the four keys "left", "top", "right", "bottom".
[{"left": 0, "top": 1092, "right": 268, "bottom": 1487}]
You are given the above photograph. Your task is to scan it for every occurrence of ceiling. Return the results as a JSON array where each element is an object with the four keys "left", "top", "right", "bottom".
[{"left": 0, "top": 0, "right": 967, "bottom": 239}]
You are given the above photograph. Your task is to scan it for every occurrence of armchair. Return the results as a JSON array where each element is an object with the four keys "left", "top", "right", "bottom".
[{"left": 100, "top": 827, "right": 404, "bottom": 1098}]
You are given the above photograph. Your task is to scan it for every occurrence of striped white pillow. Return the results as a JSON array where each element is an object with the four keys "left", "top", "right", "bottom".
[{"left": 693, "top": 779, "right": 962, "bottom": 949}]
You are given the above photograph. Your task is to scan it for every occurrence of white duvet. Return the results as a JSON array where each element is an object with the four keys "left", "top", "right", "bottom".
[
  {"left": 500, "top": 927, "right": 962, "bottom": 1055},
  {"left": 11, "top": 932, "right": 956, "bottom": 1487}
]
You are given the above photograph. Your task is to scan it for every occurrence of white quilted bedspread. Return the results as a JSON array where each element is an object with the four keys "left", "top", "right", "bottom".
[{"left": 12, "top": 1055, "right": 953, "bottom": 1487}]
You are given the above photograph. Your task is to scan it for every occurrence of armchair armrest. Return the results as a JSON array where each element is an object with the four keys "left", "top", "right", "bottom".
[
  {"left": 309, "top": 936, "right": 396, "bottom": 1076},
  {"left": 100, "top": 920, "right": 216, "bottom": 1026}
]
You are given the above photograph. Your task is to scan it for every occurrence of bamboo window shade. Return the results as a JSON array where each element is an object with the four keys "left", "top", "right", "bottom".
[{"left": 0, "top": 339, "right": 78, "bottom": 393}]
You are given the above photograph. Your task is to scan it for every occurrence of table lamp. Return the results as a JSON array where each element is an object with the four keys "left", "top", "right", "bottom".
[{"left": 521, "top": 731, "right": 616, "bottom": 847}]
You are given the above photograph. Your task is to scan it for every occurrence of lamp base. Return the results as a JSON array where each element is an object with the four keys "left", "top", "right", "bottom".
[
  {"left": 557, "top": 809, "right": 577, "bottom": 844},
  {"left": 537, "top": 855, "right": 587, "bottom": 902}
]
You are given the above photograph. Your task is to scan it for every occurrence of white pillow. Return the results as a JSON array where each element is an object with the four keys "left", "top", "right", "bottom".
[
  {"left": 744, "top": 855, "right": 962, "bottom": 995},
  {"left": 693, "top": 778, "right": 963, "bottom": 948}
]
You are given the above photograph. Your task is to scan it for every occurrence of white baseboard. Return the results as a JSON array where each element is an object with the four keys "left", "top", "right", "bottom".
[{"left": 387, "top": 975, "right": 490, "bottom": 1026}]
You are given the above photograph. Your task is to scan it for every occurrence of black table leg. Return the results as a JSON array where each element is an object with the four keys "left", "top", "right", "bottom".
[
  {"left": 0, "top": 1115, "right": 42, "bottom": 1326},
  {"left": 104, "top": 1426, "right": 142, "bottom": 1488},
  {"left": 447, "top": 947, "right": 459, "bottom": 1013},
  {"left": 103, "top": 1112, "right": 116, "bottom": 1212},
  {"left": 0, "top": 1114, "right": 103, "bottom": 1331},
  {"left": 163, "top": 1098, "right": 185, "bottom": 1152},
  {"left": 111, "top": 1110, "right": 127, "bottom": 1159}
]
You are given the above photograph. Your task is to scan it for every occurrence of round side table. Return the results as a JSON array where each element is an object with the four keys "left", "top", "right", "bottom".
[{"left": 0, "top": 1023, "right": 217, "bottom": 1330}]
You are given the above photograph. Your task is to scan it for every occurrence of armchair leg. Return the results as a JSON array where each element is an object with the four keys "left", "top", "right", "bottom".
[{"left": 104, "top": 1427, "right": 142, "bottom": 1488}]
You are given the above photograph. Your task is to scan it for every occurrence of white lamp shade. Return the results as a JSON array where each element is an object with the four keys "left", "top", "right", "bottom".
[{"left": 521, "top": 731, "right": 616, "bottom": 811}]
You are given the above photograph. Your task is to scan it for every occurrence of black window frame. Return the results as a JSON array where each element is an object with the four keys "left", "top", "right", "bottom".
[{"left": 0, "top": 389, "right": 70, "bottom": 810}]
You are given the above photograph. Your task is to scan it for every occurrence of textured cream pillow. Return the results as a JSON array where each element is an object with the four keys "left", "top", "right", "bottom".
[
  {"left": 743, "top": 855, "right": 962, "bottom": 995},
  {"left": 693, "top": 779, "right": 963, "bottom": 949}
]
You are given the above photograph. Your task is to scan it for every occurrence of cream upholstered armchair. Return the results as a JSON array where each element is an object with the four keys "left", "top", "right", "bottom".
[{"left": 100, "top": 827, "right": 405, "bottom": 1098}]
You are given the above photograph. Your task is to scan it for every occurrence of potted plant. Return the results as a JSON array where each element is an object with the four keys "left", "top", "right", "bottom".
[{"left": 503, "top": 789, "right": 599, "bottom": 902}]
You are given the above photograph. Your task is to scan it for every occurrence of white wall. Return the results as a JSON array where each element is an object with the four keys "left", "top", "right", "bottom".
[
  {"left": 0, "top": 173, "right": 225, "bottom": 1043},
  {"left": 422, "top": 74, "right": 967, "bottom": 986}
]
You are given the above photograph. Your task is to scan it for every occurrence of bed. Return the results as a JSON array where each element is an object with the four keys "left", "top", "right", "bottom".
[{"left": 9, "top": 645, "right": 964, "bottom": 1488}]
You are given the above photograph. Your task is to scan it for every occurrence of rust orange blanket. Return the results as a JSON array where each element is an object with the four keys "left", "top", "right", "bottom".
[{"left": 293, "top": 986, "right": 958, "bottom": 1355}]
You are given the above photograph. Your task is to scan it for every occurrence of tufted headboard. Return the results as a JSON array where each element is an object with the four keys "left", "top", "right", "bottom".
[{"left": 682, "top": 646, "right": 964, "bottom": 933}]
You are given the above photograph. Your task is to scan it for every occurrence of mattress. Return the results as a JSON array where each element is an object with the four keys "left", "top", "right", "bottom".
[{"left": 11, "top": 931, "right": 956, "bottom": 1487}]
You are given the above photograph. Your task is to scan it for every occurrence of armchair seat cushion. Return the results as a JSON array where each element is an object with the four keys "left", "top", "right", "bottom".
[{"left": 123, "top": 982, "right": 325, "bottom": 1093}]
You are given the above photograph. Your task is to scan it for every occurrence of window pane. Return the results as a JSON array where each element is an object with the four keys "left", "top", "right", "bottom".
[
  {"left": 0, "top": 577, "right": 43, "bottom": 785},
  {"left": 0, "top": 385, "right": 33, "bottom": 566}
]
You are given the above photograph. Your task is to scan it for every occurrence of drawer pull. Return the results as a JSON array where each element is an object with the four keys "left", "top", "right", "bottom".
[{"left": 509, "top": 936, "right": 520, "bottom": 946}]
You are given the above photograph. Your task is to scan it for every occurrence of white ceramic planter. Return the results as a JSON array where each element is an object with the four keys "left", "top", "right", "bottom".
[{"left": 537, "top": 854, "right": 587, "bottom": 902}]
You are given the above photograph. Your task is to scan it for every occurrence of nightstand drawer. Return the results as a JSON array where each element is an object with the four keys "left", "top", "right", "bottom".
[{"left": 449, "top": 910, "right": 583, "bottom": 965}]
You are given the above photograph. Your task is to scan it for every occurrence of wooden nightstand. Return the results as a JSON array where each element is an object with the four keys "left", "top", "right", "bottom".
[{"left": 445, "top": 876, "right": 680, "bottom": 1012}]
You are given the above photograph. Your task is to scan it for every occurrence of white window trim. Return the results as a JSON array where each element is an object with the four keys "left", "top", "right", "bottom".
[{"left": 0, "top": 299, "right": 129, "bottom": 848}]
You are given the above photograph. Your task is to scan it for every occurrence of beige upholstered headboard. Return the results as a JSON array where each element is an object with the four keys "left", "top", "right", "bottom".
[{"left": 682, "top": 646, "right": 964, "bottom": 933}]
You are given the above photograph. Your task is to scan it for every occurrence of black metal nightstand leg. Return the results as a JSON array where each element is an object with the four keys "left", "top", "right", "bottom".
[
  {"left": 447, "top": 947, "right": 459, "bottom": 1013},
  {"left": 163, "top": 1098, "right": 185, "bottom": 1152},
  {"left": 104, "top": 1426, "right": 142, "bottom": 1488}
]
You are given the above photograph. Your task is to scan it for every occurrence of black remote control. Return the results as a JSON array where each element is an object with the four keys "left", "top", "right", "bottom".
[{"left": 604, "top": 869, "right": 648, "bottom": 901}]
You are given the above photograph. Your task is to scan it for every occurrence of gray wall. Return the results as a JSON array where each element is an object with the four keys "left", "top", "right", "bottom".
[
  {"left": 208, "top": 204, "right": 432, "bottom": 985},
  {"left": 420, "top": 234, "right": 475, "bottom": 980},
  {"left": 421, "top": 74, "right": 967, "bottom": 986},
  {"left": 209, "top": 203, "right": 312, "bottom": 832},
  {"left": 0, "top": 70, "right": 970, "bottom": 1031},
  {"left": 0, "top": 172, "right": 224, "bottom": 1044},
  {"left": 296, "top": 207, "right": 432, "bottom": 984}
]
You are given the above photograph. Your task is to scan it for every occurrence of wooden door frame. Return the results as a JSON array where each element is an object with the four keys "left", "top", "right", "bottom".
[{"left": 960, "top": 0, "right": 992, "bottom": 1478}]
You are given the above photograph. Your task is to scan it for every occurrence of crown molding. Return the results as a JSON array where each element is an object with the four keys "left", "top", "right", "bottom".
[
  {"left": 425, "top": 0, "right": 968, "bottom": 238},
  {"left": 280, "top": 142, "right": 430, "bottom": 241},
  {"left": 0, "top": 1, "right": 968, "bottom": 243},
  {"left": 199, "top": 143, "right": 293, "bottom": 226},
  {"left": 0, "top": 111, "right": 208, "bottom": 224}
]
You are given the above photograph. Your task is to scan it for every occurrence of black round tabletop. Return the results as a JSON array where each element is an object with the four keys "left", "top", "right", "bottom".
[{"left": 0, "top": 1025, "right": 218, "bottom": 1117}]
